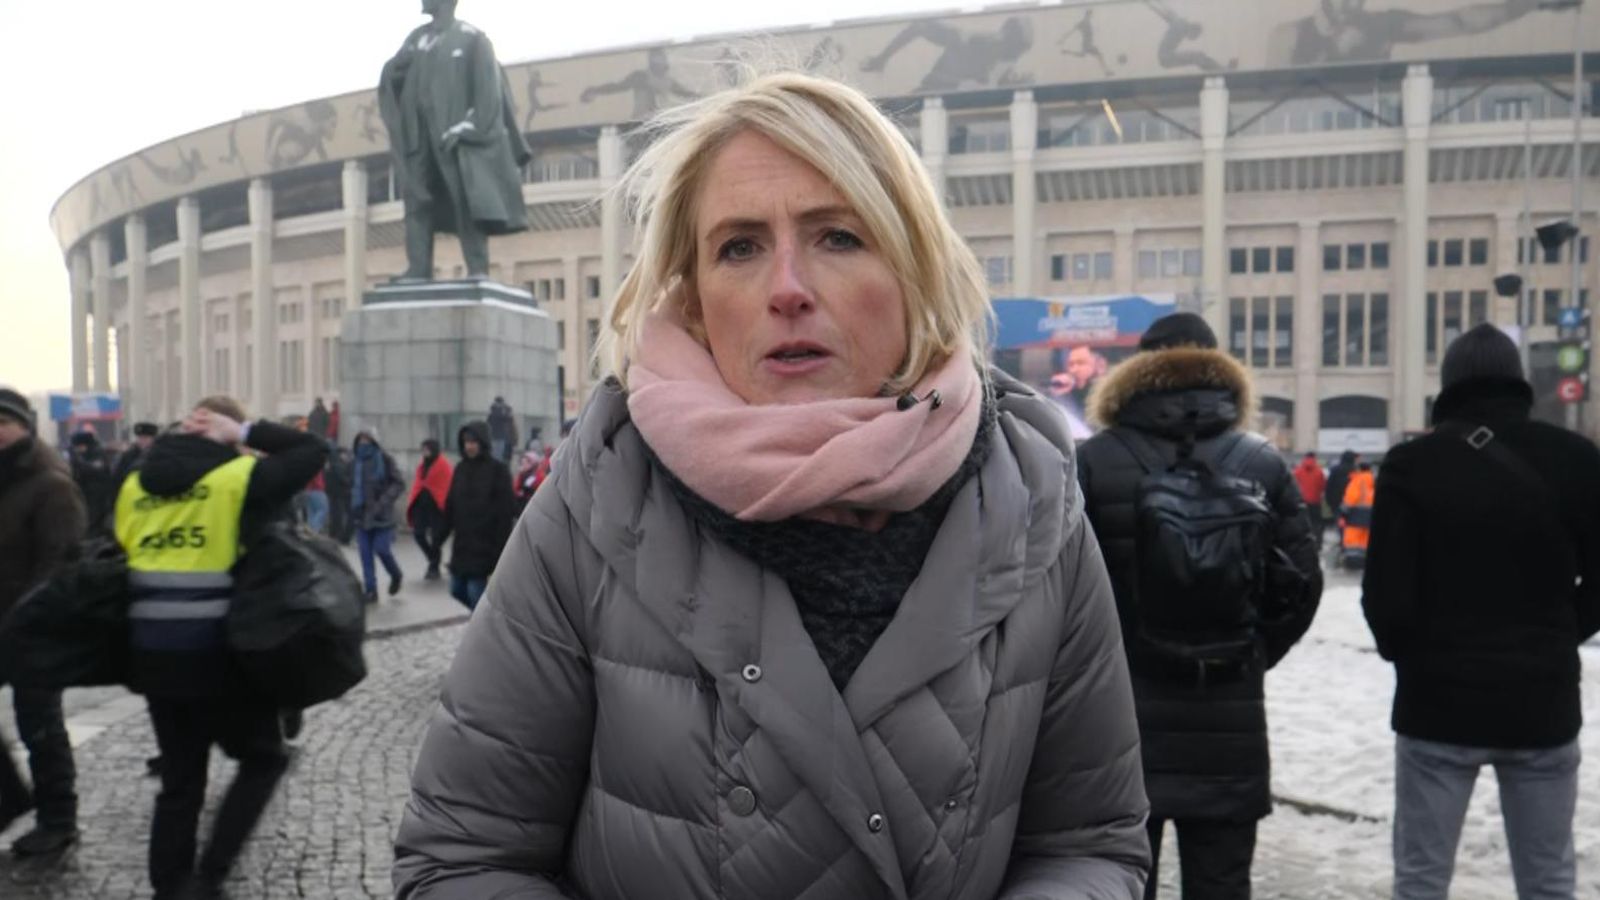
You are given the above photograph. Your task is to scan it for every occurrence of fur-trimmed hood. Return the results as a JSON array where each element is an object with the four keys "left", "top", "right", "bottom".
[{"left": 1087, "top": 346, "right": 1257, "bottom": 438}]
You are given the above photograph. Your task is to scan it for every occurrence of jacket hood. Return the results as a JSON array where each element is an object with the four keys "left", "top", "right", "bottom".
[
  {"left": 138, "top": 433, "right": 239, "bottom": 497},
  {"left": 1087, "top": 346, "right": 1256, "bottom": 439},
  {"left": 352, "top": 429, "right": 383, "bottom": 453},
  {"left": 1431, "top": 376, "right": 1534, "bottom": 427},
  {"left": 458, "top": 421, "right": 493, "bottom": 458}
]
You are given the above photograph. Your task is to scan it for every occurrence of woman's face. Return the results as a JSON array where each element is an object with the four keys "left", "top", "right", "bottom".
[{"left": 691, "top": 130, "right": 908, "bottom": 405}]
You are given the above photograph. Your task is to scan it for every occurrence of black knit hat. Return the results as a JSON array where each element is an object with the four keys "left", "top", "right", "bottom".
[
  {"left": 132, "top": 421, "right": 159, "bottom": 438},
  {"left": 0, "top": 387, "right": 33, "bottom": 432},
  {"left": 1441, "top": 323, "right": 1524, "bottom": 389},
  {"left": 1139, "top": 312, "right": 1218, "bottom": 351}
]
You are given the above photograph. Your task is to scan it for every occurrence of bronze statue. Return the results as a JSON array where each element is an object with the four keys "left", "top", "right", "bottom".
[{"left": 379, "top": 0, "right": 531, "bottom": 283}]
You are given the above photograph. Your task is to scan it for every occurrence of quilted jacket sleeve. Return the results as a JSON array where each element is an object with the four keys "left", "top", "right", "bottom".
[
  {"left": 999, "top": 507, "right": 1151, "bottom": 900},
  {"left": 393, "top": 475, "right": 597, "bottom": 899}
]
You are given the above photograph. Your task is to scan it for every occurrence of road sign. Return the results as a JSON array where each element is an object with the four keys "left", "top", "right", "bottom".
[
  {"left": 1556, "top": 343, "right": 1589, "bottom": 374},
  {"left": 1558, "top": 307, "right": 1589, "bottom": 330},
  {"left": 1558, "top": 377, "right": 1587, "bottom": 404}
]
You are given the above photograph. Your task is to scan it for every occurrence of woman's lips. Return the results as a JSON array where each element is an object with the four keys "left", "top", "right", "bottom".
[{"left": 762, "top": 344, "right": 832, "bottom": 378}]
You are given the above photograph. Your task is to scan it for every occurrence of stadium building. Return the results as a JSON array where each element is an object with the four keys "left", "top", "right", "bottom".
[{"left": 51, "top": 0, "right": 1599, "bottom": 452}]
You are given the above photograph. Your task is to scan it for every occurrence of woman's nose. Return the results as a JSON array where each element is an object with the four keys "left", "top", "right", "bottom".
[{"left": 767, "top": 242, "right": 815, "bottom": 318}]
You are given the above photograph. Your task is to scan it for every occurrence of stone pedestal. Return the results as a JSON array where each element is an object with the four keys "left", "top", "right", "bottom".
[{"left": 340, "top": 281, "right": 559, "bottom": 478}]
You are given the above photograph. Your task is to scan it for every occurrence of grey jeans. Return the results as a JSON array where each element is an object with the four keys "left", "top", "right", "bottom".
[{"left": 1393, "top": 735, "right": 1580, "bottom": 900}]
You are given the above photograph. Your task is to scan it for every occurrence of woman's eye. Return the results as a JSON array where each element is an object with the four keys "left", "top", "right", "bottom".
[
  {"left": 823, "top": 228, "right": 864, "bottom": 251},
  {"left": 717, "top": 238, "right": 757, "bottom": 261}
]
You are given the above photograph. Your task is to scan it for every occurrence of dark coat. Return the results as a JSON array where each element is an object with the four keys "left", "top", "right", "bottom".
[
  {"left": 440, "top": 421, "right": 513, "bottom": 578},
  {"left": 393, "top": 376, "right": 1151, "bottom": 899},
  {"left": 379, "top": 19, "right": 531, "bottom": 236},
  {"left": 0, "top": 438, "right": 87, "bottom": 623},
  {"left": 1324, "top": 450, "right": 1357, "bottom": 514},
  {"left": 350, "top": 437, "right": 405, "bottom": 531},
  {"left": 125, "top": 421, "right": 328, "bottom": 698},
  {"left": 71, "top": 442, "right": 117, "bottom": 534},
  {"left": 307, "top": 405, "right": 331, "bottom": 441},
  {"left": 1077, "top": 347, "right": 1323, "bottom": 822},
  {"left": 1361, "top": 378, "right": 1600, "bottom": 749}
]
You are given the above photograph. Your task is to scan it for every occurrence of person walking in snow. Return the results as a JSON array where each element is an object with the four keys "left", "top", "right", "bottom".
[{"left": 1362, "top": 324, "right": 1600, "bottom": 900}]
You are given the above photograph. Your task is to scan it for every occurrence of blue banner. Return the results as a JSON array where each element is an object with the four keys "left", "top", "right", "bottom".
[
  {"left": 991, "top": 294, "right": 1177, "bottom": 350},
  {"left": 48, "top": 392, "right": 123, "bottom": 422}
]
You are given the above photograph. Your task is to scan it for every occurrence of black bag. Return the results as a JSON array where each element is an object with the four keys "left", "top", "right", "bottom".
[
  {"left": 0, "top": 538, "right": 130, "bottom": 689},
  {"left": 228, "top": 520, "right": 367, "bottom": 708},
  {"left": 1110, "top": 428, "right": 1275, "bottom": 674}
]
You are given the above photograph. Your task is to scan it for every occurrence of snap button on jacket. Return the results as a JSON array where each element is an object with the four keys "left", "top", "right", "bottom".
[{"left": 395, "top": 375, "right": 1151, "bottom": 899}]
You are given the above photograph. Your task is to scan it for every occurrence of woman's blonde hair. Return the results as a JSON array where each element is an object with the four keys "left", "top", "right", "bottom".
[{"left": 599, "top": 71, "right": 991, "bottom": 394}]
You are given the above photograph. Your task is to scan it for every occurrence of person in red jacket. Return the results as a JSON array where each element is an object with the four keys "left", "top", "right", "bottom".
[
  {"left": 407, "top": 439, "right": 452, "bottom": 581},
  {"left": 1293, "top": 452, "right": 1327, "bottom": 540}
]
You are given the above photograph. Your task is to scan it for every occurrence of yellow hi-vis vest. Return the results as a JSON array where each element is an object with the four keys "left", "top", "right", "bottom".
[{"left": 114, "top": 455, "right": 256, "bottom": 651}]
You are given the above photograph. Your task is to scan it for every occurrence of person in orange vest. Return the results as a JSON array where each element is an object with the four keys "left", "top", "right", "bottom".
[{"left": 1341, "top": 461, "right": 1376, "bottom": 557}]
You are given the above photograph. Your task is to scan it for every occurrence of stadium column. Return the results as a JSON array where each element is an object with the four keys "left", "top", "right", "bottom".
[
  {"left": 598, "top": 126, "right": 623, "bottom": 308},
  {"left": 920, "top": 97, "right": 947, "bottom": 206},
  {"left": 249, "top": 179, "right": 277, "bottom": 417},
  {"left": 177, "top": 196, "right": 203, "bottom": 410},
  {"left": 125, "top": 214, "right": 148, "bottom": 424},
  {"left": 1200, "top": 77, "right": 1229, "bottom": 341},
  {"left": 1295, "top": 220, "right": 1321, "bottom": 454},
  {"left": 1399, "top": 64, "right": 1433, "bottom": 437},
  {"left": 342, "top": 161, "right": 369, "bottom": 310},
  {"left": 1114, "top": 226, "right": 1136, "bottom": 295},
  {"left": 1010, "top": 90, "right": 1038, "bottom": 297},
  {"left": 90, "top": 231, "right": 112, "bottom": 393},
  {"left": 69, "top": 247, "right": 89, "bottom": 393}
]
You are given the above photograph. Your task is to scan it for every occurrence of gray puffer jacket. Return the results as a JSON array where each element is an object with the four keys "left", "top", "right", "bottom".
[{"left": 394, "top": 373, "right": 1150, "bottom": 900}]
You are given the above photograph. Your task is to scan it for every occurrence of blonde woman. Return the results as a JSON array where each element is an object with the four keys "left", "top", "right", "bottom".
[{"left": 394, "top": 72, "right": 1149, "bottom": 900}]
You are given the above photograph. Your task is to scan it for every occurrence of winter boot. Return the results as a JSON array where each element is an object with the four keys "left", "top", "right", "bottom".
[{"left": 11, "top": 823, "right": 78, "bottom": 856}]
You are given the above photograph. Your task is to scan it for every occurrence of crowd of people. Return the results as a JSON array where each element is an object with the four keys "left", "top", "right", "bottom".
[{"left": 3, "top": 71, "right": 1598, "bottom": 900}]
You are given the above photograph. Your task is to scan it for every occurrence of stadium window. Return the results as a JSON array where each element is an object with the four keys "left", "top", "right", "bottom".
[
  {"left": 1229, "top": 298, "right": 1247, "bottom": 362},
  {"left": 1230, "top": 248, "right": 1248, "bottom": 275},
  {"left": 1371, "top": 242, "right": 1390, "bottom": 270},
  {"left": 1543, "top": 239, "right": 1562, "bottom": 265},
  {"left": 1544, "top": 289, "right": 1563, "bottom": 325},
  {"left": 1072, "top": 254, "right": 1092, "bottom": 281},
  {"left": 1425, "top": 292, "right": 1439, "bottom": 364},
  {"left": 1274, "top": 296, "right": 1294, "bottom": 368},
  {"left": 1276, "top": 246, "right": 1295, "bottom": 273},
  {"left": 1346, "top": 243, "right": 1366, "bottom": 271},
  {"left": 1094, "top": 252, "right": 1114, "bottom": 280},
  {"left": 1443, "top": 239, "right": 1464, "bottom": 267},
  {"left": 1322, "top": 295, "right": 1341, "bottom": 366},
  {"left": 1428, "top": 240, "right": 1439, "bottom": 267},
  {"left": 1468, "top": 238, "right": 1488, "bottom": 266},
  {"left": 1345, "top": 293, "right": 1367, "bottom": 367},
  {"left": 1160, "top": 249, "right": 1182, "bottom": 277},
  {"left": 1323, "top": 245, "right": 1342, "bottom": 271},
  {"left": 1138, "top": 250, "right": 1159, "bottom": 278},
  {"left": 1182, "top": 249, "right": 1201, "bottom": 277},
  {"left": 1050, "top": 254, "right": 1066, "bottom": 281},
  {"left": 1252, "top": 247, "right": 1271, "bottom": 274},
  {"left": 1250, "top": 296, "right": 1271, "bottom": 368},
  {"left": 586, "top": 276, "right": 601, "bottom": 299},
  {"left": 554, "top": 278, "right": 566, "bottom": 301},
  {"left": 1369, "top": 294, "right": 1389, "bottom": 367},
  {"left": 556, "top": 321, "right": 566, "bottom": 352}
]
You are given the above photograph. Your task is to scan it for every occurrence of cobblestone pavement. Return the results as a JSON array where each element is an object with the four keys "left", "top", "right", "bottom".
[
  {"left": 0, "top": 570, "right": 1545, "bottom": 899},
  {"left": 0, "top": 623, "right": 463, "bottom": 899}
]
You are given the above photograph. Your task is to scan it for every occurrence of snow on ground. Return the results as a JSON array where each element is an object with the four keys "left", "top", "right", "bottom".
[{"left": 1148, "top": 569, "right": 1600, "bottom": 899}]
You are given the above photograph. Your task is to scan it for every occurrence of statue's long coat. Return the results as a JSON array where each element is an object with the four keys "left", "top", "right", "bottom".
[{"left": 379, "top": 20, "right": 531, "bottom": 236}]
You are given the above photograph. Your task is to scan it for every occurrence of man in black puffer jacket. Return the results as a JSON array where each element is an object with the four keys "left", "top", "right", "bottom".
[
  {"left": 1362, "top": 324, "right": 1600, "bottom": 899},
  {"left": 1077, "top": 313, "right": 1322, "bottom": 900},
  {"left": 437, "top": 421, "right": 513, "bottom": 610}
]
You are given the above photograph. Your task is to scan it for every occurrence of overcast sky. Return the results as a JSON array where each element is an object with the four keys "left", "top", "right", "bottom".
[{"left": 0, "top": 0, "right": 955, "bottom": 395}]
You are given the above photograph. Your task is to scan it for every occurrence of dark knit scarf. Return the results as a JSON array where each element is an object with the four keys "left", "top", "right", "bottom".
[{"left": 660, "top": 390, "right": 996, "bottom": 691}]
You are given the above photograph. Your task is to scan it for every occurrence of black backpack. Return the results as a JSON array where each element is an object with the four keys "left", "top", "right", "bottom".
[{"left": 1109, "top": 427, "right": 1275, "bottom": 674}]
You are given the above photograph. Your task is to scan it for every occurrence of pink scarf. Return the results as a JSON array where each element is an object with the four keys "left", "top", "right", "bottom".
[{"left": 627, "top": 312, "right": 982, "bottom": 525}]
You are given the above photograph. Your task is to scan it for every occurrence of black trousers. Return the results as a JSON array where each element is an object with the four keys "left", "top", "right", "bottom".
[
  {"left": 146, "top": 698, "right": 289, "bottom": 894},
  {"left": 412, "top": 502, "right": 447, "bottom": 570},
  {"left": 0, "top": 685, "right": 77, "bottom": 828},
  {"left": 1145, "top": 817, "right": 1258, "bottom": 900}
]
